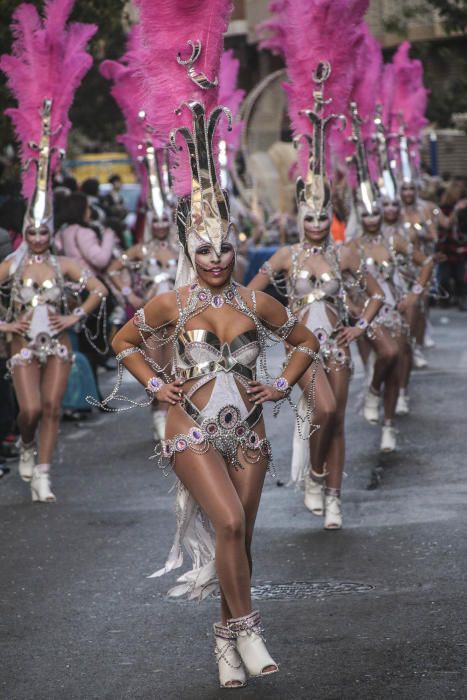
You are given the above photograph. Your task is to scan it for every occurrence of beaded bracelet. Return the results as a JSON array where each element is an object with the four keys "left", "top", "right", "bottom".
[
  {"left": 146, "top": 376, "right": 165, "bottom": 395},
  {"left": 73, "top": 306, "right": 87, "bottom": 319},
  {"left": 356, "top": 317, "right": 369, "bottom": 331},
  {"left": 272, "top": 376, "right": 290, "bottom": 395}
]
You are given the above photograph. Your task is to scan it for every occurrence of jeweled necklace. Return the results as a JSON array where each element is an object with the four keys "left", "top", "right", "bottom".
[
  {"left": 27, "top": 252, "right": 50, "bottom": 265},
  {"left": 191, "top": 280, "right": 237, "bottom": 309}
]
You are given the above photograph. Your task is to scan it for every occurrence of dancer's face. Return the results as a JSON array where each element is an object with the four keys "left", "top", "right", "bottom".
[
  {"left": 382, "top": 199, "right": 400, "bottom": 224},
  {"left": 401, "top": 184, "right": 416, "bottom": 205},
  {"left": 303, "top": 213, "right": 331, "bottom": 243},
  {"left": 151, "top": 219, "right": 170, "bottom": 240},
  {"left": 195, "top": 241, "right": 235, "bottom": 288},
  {"left": 361, "top": 210, "right": 382, "bottom": 234},
  {"left": 25, "top": 225, "right": 51, "bottom": 255}
]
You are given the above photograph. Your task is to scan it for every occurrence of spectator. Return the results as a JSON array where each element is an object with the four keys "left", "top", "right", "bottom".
[
  {"left": 56, "top": 192, "right": 115, "bottom": 275},
  {"left": 437, "top": 180, "right": 467, "bottom": 311},
  {"left": 81, "top": 178, "right": 106, "bottom": 225},
  {"left": 101, "top": 174, "right": 127, "bottom": 221}
]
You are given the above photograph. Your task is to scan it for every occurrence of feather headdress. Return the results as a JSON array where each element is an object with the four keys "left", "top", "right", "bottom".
[
  {"left": 100, "top": 26, "right": 146, "bottom": 183},
  {"left": 259, "top": 0, "right": 369, "bottom": 175},
  {"left": 333, "top": 23, "right": 383, "bottom": 174},
  {"left": 391, "top": 41, "right": 428, "bottom": 140},
  {"left": 0, "top": 0, "right": 96, "bottom": 206},
  {"left": 133, "top": 0, "right": 233, "bottom": 197},
  {"left": 218, "top": 49, "right": 245, "bottom": 170}
]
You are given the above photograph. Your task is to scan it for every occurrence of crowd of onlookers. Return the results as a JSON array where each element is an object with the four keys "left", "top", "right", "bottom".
[{"left": 0, "top": 168, "right": 466, "bottom": 476}]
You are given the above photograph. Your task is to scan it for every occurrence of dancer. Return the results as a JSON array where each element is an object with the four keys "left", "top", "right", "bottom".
[
  {"left": 101, "top": 40, "right": 179, "bottom": 441},
  {"left": 347, "top": 103, "right": 434, "bottom": 451},
  {"left": 0, "top": 1, "right": 106, "bottom": 502},
  {"left": 107, "top": 0, "right": 320, "bottom": 686},
  {"left": 248, "top": 64, "right": 384, "bottom": 530},
  {"left": 109, "top": 144, "right": 178, "bottom": 441}
]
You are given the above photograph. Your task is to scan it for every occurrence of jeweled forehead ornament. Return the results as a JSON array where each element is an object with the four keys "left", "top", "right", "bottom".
[
  {"left": 347, "top": 101, "right": 380, "bottom": 216},
  {"left": 295, "top": 62, "right": 346, "bottom": 227},
  {"left": 23, "top": 98, "right": 63, "bottom": 233},
  {"left": 171, "top": 99, "right": 233, "bottom": 261}
]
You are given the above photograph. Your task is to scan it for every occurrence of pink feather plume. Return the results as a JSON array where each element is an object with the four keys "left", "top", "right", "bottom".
[
  {"left": 0, "top": 0, "right": 96, "bottom": 198},
  {"left": 333, "top": 23, "right": 383, "bottom": 179},
  {"left": 391, "top": 42, "right": 428, "bottom": 136},
  {"left": 218, "top": 49, "right": 245, "bottom": 166},
  {"left": 133, "top": 0, "right": 233, "bottom": 196},
  {"left": 258, "top": 0, "right": 370, "bottom": 177},
  {"left": 100, "top": 26, "right": 147, "bottom": 187}
]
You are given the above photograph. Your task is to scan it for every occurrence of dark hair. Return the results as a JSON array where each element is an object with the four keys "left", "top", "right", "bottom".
[
  {"left": 108, "top": 174, "right": 121, "bottom": 185},
  {"left": 63, "top": 192, "right": 89, "bottom": 226},
  {"left": 63, "top": 176, "right": 78, "bottom": 192},
  {"left": 0, "top": 195, "right": 26, "bottom": 233},
  {"left": 81, "top": 178, "right": 100, "bottom": 197}
]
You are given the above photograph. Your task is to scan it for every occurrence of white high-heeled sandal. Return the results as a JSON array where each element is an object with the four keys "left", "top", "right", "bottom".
[
  {"left": 213, "top": 623, "right": 247, "bottom": 689},
  {"left": 228, "top": 611, "right": 278, "bottom": 679},
  {"left": 303, "top": 470, "right": 325, "bottom": 515},
  {"left": 18, "top": 441, "right": 36, "bottom": 482},
  {"left": 324, "top": 493, "right": 342, "bottom": 530},
  {"left": 30, "top": 466, "right": 56, "bottom": 503}
]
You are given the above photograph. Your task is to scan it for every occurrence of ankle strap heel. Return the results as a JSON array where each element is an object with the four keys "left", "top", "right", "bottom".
[
  {"left": 227, "top": 611, "right": 278, "bottom": 679},
  {"left": 213, "top": 623, "right": 247, "bottom": 689}
]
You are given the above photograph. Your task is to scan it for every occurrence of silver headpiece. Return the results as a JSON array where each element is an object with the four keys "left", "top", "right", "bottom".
[
  {"left": 397, "top": 117, "right": 417, "bottom": 186},
  {"left": 171, "top": 100, "right": 233, "bottom": 261},
  {"left": 23, "top": 99, "right": 61, "bottom": 232},
  {"left": 373, "top": 105, "right": 399, "bottom": 202},
  {"left": 347, "top": 101, "right": 380, "bottom": 216},
  {"left": 296, "top": 62, "right": 346, "bottom": 225}
]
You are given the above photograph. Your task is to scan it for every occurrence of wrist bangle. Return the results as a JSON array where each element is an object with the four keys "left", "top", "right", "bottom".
[
  {"left": 272, "top": 376, "right": 290, "bottom": 395},
  {"left": 146, "top": 376, "right": 165, "bottom": 395},
  {"left": 122, "top": 286, "right": 132, "bottom": 298},
  {"left": 356, "top": 317, "right": 369, "bottom": 330},
  {"left": 412, "top": 283, "right": 424, "bottom": 295},
  {"left": 73, "top": 306, "right": 86, "bottom": 318}
]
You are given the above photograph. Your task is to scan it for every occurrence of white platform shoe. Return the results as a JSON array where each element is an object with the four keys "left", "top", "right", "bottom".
[
  {"left": 303, "top": 471, "right": 325, "bottom": 515},
  {"left": 324, "top": 494, "right": 342, "bottom": 530},
  {"left": 18, "top": 441, "right": 36, "bottom": 482},
  {"left": 363, "top": 388, "right": 380, "bottom": 424},
  {"left": 228, "top": 611, "right": 278, "bottom": 679},
  {"left": 30, "top": 466, "right": 56, "bottom": 503},
  {"left": 152, "top": 410, "right": 167, "bottom": 442},
  {"left": 380, "top": 425, "right": 396, "bottom": 453},
  {"left": 395, "top": 391, "right": 410, "bottom": 416},
  {"left": 213, "top": 623, "right": 247, "bottom": 689},
  {"left": 413, "top": 345, "right": 428, "bottom": 369}
]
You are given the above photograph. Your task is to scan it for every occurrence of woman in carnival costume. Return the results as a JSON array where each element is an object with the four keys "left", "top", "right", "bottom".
[
  {"left": 101, "top": 31, "right": 179, "bottom": 442},
  {"left": 251, "top": 1, "right": 384, "bottom": 530},
  {"left": 105, "top": 0, "right": 320, "bottom": 687},
  {"left": 0, "top": 0, "right": 108, "bottom": 502},
  {"left": 346, "top": 102, "right": 434, "bottom": 453}
]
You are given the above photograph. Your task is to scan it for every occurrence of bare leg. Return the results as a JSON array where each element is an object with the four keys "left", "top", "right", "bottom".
[
  {"left": 368, "top": 326, "right": 398, "bottom": 397},
  {"left": 11, "top": 361, "right": 42, "bottom": 444},
  {"left": 298, "top": 362, "right": 337, "bottom": 477},
  {"left": 38, "top": 357, "right": 72, "bottom": 465},
  {"left": 168, "top": 406, "right": 253, "bottom": 621},
  {"left": 325, "top": 365, "right": 351, "bottom": 492}
]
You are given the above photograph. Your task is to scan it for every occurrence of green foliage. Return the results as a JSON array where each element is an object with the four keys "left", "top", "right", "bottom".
[
  {"left": 0, "top": 0, "right": 128, "bottom": 158},
  {"left": 383, "top": 0, "right": 467, "bottom": 35}
]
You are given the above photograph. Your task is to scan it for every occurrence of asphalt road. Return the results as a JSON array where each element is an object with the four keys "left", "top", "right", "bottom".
[{"left": 1, "top": 308, "right": 466, "bottom": 700}]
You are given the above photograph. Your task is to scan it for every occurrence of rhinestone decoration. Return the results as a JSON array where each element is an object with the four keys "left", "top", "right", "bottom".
[
  {"left": 189, "top": 427, "right": 204, "bottom": 444},
  {"left": 219, "top": 405, "right": 240, "bottom": 430},
  {"left": 211, "top": 295, "right": 224, "bottom": 309}
]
